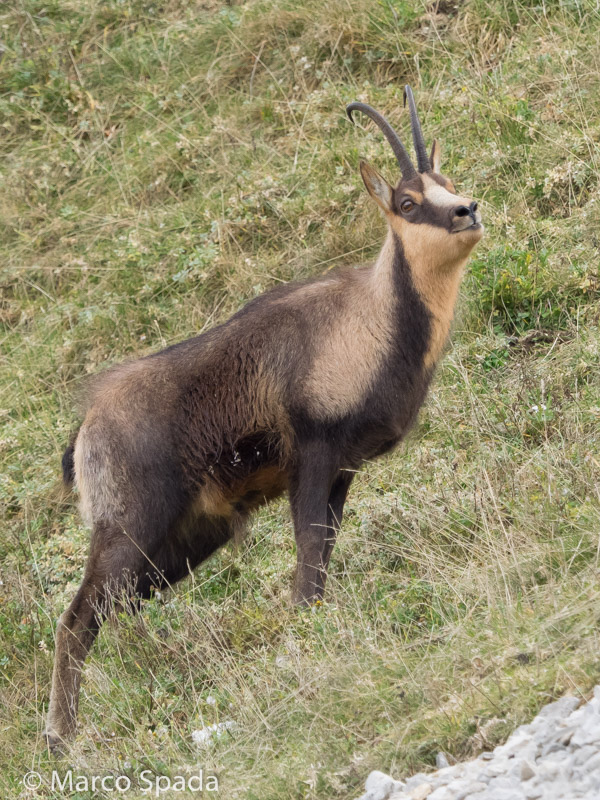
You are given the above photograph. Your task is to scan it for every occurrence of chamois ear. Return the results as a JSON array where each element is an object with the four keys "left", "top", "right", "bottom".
[
  {"left": 430, "top": 139, "right": 441, "bottom": 173},
  {"left": 359, "top": 160, "right": 393, "bottom": 213}
]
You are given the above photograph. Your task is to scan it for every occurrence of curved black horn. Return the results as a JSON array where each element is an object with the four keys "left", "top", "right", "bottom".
[
  {"left": 346, "top": 101, "right": 416, "bottom": 179},
  {"left": 403, "top": 85, "right": 431, "bottom": 173}
]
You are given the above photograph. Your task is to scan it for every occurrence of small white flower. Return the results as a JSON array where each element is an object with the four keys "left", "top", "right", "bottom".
[
  {"left": 191, "top": 721, "right": 236, "bottom": 747},
  {"left": 206, "top": 695, "right": 217, "bottom": 706}
]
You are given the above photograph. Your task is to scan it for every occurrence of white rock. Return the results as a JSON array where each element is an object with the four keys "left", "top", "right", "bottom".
[
  {"left": 484, "top": 760, "right": 510, "bottom": 776},
  {"left": 571, "top": 728, "right": 600, "bottom": 748},
  {"left": 458, "top": 760, "right": 482, "bottom": 779},
  {"left": 455, "top": 782, "right": 487, "bottom": 799},
  {"left": 489, "top": 774, "right": 525, "bottom": 790},
  {"left": 432, "top": 766, "right": 460, "bottom": 786},
  {"left": 581, "top": 750, "right": 600, "bottom": 772},
  {"left": 427, "top": 787, "right": 452, "bottom": 800},
  {"left": 523, "top": 783, "right": 544, "bottom": 800},
  {"left": 520, "top": 759, "right": 536, "bottom": 781},
  {"left": 501, "top": 732, "right": 532, "bottom": 757},
  {"left": 436, "top": 778, "right": 474, "bottom": 799},
  {"left": 573, "top": 744, "right": 597, "bottom": 766},
  {"left": 484, "top": 789, "right": 525, "bottom": 800},
  {"left": 536, "top": 759, "right": 564, "bottom": 780},
  {"left": 403, "top": 774, "right": 431, "bottom": 791},
  {"left": 409, "top": 784, "right": 433, "bottom": 800},
  {"left": 538, "top": 696, "right": 581, "bottom": 721},
  {"left": 559, "top": 728, "right": 575, "bottom": 746},
  {"left": 356, "top": 770, "right": 405, "bottom": 800}
]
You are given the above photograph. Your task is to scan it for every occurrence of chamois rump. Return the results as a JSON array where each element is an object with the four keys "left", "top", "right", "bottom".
[{"left": 44, "top": 86, "right": 483, "bottom": 750}]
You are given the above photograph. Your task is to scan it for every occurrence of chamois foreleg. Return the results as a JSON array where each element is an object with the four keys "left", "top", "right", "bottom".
[
  {"left": 290, "top": 441, "right": 339, "bottom": 605},
  {"left": 316, "top": 470, "right": 354, "bottom": 595}
]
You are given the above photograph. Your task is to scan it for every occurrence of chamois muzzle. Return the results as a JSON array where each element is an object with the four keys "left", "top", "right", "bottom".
[{"left": 451, "top": 201, "right": 482, "bottom": 233}]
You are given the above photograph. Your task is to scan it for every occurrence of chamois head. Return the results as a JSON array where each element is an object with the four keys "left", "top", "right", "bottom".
[{"left": 347, "top": 86, "right": 483, "bottom": 269}]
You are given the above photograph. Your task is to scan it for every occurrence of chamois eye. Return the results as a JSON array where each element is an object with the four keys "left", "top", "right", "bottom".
[{"left": 400, "top": 199, "right": 414, "bottom": 213}]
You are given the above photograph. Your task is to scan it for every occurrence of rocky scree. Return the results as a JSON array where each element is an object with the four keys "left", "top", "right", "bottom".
[{"left": 355, "top": 687, "right": 600, "bottom": 800}]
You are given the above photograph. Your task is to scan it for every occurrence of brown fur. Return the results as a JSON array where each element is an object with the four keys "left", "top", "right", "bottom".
[{"left": 405, "top": 189, "right": 424, "bottom": 203}]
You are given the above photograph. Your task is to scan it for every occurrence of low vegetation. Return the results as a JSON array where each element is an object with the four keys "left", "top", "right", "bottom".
[{"left": 1, "top": 0, "right": 599, "bottom": 797}]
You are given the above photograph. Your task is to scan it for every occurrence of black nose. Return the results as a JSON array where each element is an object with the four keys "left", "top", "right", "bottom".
[{"left": 455, "top": 201, "right": 478, "bottom": 218}]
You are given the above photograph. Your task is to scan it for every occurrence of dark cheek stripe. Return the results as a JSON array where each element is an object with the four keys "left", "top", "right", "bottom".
[{"left": 406, "top": 200, "right": 451, "bottom": 230}]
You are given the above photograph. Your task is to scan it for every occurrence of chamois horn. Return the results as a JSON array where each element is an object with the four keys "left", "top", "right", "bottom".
[
  {"left": 346, "top": 101, "right": 417, "bottom": 179},
  {"left": 403, "top": 85, "right": 431, "bottom": 173}
]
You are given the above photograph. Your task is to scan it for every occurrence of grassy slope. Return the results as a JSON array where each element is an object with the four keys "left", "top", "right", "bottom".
[{"left": 1, "top": 0, "right": 600, "bottom": 797}]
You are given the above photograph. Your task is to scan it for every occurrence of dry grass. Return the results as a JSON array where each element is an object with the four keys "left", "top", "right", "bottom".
[{"left": 1, "top": 0, "right": 600, "bottom": 797}]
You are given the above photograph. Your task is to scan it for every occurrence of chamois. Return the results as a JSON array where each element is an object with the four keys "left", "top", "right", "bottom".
[{"left": 44, "top": 86, "right": 483, "bottom": 750}]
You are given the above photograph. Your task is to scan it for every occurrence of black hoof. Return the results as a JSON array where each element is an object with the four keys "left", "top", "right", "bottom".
[{"left": 42, "top": 729, "right": 68, "bottom": 755}]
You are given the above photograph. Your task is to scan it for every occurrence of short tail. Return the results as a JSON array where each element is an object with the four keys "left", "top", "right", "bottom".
[{"left": 61, "top": 436, "right": 77, "bottom": 488}]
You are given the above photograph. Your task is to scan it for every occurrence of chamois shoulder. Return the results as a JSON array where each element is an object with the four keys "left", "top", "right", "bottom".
[{"left": 80, "top": 266, "right": 354, "bottom": 414}]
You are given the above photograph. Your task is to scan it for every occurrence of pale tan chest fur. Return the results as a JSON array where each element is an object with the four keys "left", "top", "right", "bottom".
[
  {"left": 409, "top": 252, "right": 467, "bottom": 370},
  {"left": 302, "top": 234, "right": 397, "bottom": 420}
]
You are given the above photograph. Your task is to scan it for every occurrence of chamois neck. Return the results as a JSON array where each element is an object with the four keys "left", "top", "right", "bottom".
[
  {"left": 368, "top": 223, "right": 467, "bottom": 372},
  {"left": 407, "top": 249, "right": 468, "bottom": 370}
]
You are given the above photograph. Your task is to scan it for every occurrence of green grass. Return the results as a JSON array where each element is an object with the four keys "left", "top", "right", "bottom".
[{"left": 1, "top": 0, "right": 600, "bottom": 797}]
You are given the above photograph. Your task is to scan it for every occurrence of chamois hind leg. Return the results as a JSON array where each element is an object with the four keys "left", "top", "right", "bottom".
[
  {"left": 316, "top": 470, "right": 354, "bottom": 596},
  {"left": 44, "top": 520, "right": 160, "bottom": 752},
  {"left": 290, "top": 441, "right": 339, "bottom": 606},
  {"left": 44, "top": 509, "right": 239, "bottom": 751}
]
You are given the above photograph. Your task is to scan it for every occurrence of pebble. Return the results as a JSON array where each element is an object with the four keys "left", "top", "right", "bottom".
[
  {"left": 427, "top": 787, "right": 451, "bottom": 800},
  {"left": 359, "top": 771, "right": 404, "bottom": 800},
  {"left": 403, "top": 774, "right": 430, "bottom": 791},
  {"left": 573, "top": 744, "right": 597, "bottom": 766},
  {"left": 582, "top": 750, "right": 600, "bottom": 772},
  {"left": 459, "top": 782, "right": 487, "bottom": 799},
  {"left": 436, "top": 753, "right": 450, "bottom": 769},
  {"left": 354, "top": 687, "right": 600, "bottom": 800},
  {"left": 520, "top": 759, "right": 536, "bottom": 781},
  {"left": 409, "top": 784, "right": 433, "bottom": 800}
]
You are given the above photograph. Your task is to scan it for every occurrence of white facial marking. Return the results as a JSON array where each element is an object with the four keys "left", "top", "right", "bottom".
[{"left": 421, "top": 174, "right": 471, "bottom": 210}]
